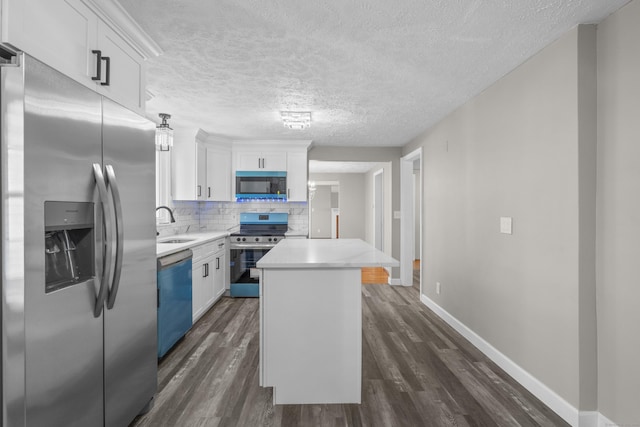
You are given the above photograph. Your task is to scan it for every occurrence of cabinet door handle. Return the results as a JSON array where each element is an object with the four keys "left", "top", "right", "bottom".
[
  {"left": 216, "top": 257, "right": 220, "bottom": 270},
  {"left": 197, "top": 185, "right": 201, "bottom": 197},
  {"left": 287, "top": 189, "right": 290, "bottom": 199},
  {"left": 101, "top": 56, "right": 111, "bottom": 86},
  {"left": 91, "top": 50, "right": 102, "bottom": 82},
  {"left": 208, "top": 187, "right": 211, "bottom": 198},
  {"left": 258, "top": 158, "right": 261, "bottom": 169}
]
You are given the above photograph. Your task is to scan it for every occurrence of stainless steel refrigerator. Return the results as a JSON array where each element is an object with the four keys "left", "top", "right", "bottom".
[{"left": 1, "top": 53, "right": 157, "bottom": 426}]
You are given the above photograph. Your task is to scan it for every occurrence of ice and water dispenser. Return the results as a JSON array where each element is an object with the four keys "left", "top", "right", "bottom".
[{"left": 44, "top": 201, "right": 95, "bottom": 293}]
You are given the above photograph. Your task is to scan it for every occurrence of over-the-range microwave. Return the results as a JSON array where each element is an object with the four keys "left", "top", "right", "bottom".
[{"left": 235, "top": 171, "right": 287, "bottom": 201}]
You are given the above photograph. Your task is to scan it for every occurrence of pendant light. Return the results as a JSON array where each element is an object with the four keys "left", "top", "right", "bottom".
[{"left": 155, "top": 113, "right": 173, "bottom": 151}]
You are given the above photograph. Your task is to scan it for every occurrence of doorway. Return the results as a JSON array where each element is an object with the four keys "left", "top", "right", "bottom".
[
  {"left": 309, "top": 181, "right": 339, "bottom": 239},
  {"left": 400, "top": 148, "right": 422, "bottom": 291}
]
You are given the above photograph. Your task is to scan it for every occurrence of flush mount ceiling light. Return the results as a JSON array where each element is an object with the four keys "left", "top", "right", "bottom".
[
  {"left": 281, "top": 111, "right": 311, "bottom": 130},
  {"left": 155, "top": 113, "right": 173, "bottom": 151}
]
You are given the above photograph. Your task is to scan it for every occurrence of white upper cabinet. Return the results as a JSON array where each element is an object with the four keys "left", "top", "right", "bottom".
[
  {"left": 236, "top": 151, "right": 287, "bottom": 172},
  {"left": 96, "top": 21, "right": 146, "bottom": 111},
  {"left": 1, "top": 0, "right": 160, "bottom": 113},
  {"left": 206, "top": 147, "right": 231, "bottom": 201},
  {"left": 196, "top": 143, "right": 207, "bottom": 200},
  {"left": 286, "top": 151, "right": 308, "bottom": 202},
  {"left": 173, "top": 130, "right": 232, "bottom": 201},
  {"left": 232, "top": 141, "right": 311, "bottom": 201}
]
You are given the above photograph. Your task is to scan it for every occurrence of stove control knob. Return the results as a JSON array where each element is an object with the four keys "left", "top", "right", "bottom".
[
  {"left": 273, "top": 237, "right": 278, "bottom": 242},
  {"left": 236, "top": 237, "right": 241, "bottom": 242},
  {"left": 242, "top": 237, "right": 246, "bottom": 242},
  {"left": 268, "top": 238, "right": 273, "bottom": 242},
  {"left": 255, "top": 237, "right": 260, "bottom": 242}
]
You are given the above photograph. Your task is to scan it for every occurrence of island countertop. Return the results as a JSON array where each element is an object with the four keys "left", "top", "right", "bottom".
[{"left": 256, "top": 238, "right": 398, "bottom": 269}]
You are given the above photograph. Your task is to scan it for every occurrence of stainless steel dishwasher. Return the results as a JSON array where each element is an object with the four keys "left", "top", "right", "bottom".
[{"left": 157, "top": 249, "right": 193, "bottom": 358}]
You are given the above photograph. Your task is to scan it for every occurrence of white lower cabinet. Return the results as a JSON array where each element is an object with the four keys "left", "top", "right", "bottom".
[
  {"left": 212, "top": 244, "right": 226, "bottom": 301},
  {"left": 191, "top": 238, "right": 227, "bottom": 323}
]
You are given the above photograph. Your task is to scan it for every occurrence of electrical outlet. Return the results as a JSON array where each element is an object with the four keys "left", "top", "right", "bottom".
[{"left": 436, "top": 282, "right": 441, "bottom": 294}]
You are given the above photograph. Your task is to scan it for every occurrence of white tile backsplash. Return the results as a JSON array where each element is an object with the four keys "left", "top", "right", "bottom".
[{"left": 157, "top": 200, "right": 308, "bottom": 237}]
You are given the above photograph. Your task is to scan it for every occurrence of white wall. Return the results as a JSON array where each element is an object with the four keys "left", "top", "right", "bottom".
[
  {"left": 310, "top": 185, "right": 332, "bottom": 238},
  {"left": 309, "top": 173, "right": 366, "bottom": 240}
]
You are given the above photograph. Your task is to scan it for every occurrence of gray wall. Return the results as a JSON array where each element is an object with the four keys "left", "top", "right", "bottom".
[
  {"left": 596, "top": 0, "right": 640, "bottom": 423},
  {"left": 403, "top": 26, "right": 593, "bottom": 410},
  {"left": 309, "top": 173, "right": 366, "bottom": 240},
  {"left": 310, "top": 185, "right": 332, "bottom": 238},
  {"left": 309, "top": 147, "right": 402, "bottom": 278}
]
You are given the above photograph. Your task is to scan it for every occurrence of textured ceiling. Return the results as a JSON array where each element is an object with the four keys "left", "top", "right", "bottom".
[
  {"left": 119, "top": 0, "right": 629, "bottom": 147},
  {"left": 309, "top": 161, "right": 381, "bottom": 174}
]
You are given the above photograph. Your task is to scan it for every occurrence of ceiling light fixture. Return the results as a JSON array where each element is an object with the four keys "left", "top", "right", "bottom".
[
  {"left": 281, "top": 111, "right": 311, "bottom": 130},
  {"left": 155, "top": 113, "right": 173, "bottom": 151}
]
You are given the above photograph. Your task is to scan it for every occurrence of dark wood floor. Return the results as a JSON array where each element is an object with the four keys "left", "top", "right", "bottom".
[{"left": 131, "top": 276, "right": 568, "bottom": 427}]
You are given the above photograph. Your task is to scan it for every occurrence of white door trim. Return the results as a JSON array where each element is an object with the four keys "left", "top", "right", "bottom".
[
  {"left": 372, "top": 168, "right": 384, "bottom": 252},
  {"left": 400, "top": 147, "right": 422, "bottom": 288}
]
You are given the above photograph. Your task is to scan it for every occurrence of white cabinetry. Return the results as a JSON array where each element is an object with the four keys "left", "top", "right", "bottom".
[
  {"left": 236, "top": 151, "right": 287, "bottom": 172},
  {"left": 95, "top": 21, "right": 146, "bottom": 112},
  {"left": 196, "top": 143, "right": 207, "bottom": 200},
  {"left": 173, "top": 131, "right": 232, "bottom": 201},
  {"left": 232, "top": 141, "right": 311, "bottom": 201},
  {"left": 191, "top": 238, "right": 227, "bottom": 323},
  {"left": 286, "top": 151, "right": 308, "bottom": 202},
  {"left": 212, "top": 241, "right": 226, "bottom": 302},
  {"left": 1, "top": 0, "right": 159, "bottom": 113},
  {"left": 206, "top": 147, "right": 232, "bottom": 201}
]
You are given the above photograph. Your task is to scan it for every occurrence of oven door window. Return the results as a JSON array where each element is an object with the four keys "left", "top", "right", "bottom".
[{"left": 230, "top": 247, "right": 272, "bottom": 284}]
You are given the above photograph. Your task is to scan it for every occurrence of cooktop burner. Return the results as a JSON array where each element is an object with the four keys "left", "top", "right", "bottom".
[{"left": 230, "top": 234, "right": 284, "bottom": 243}]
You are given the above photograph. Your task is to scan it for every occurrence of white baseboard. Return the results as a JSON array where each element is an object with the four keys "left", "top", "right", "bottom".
[
  {"left": 598, "top": 412, "right": 619, "bottom": 427},
  {"left": 420, "top": 294, "right": 580, "bottom": 426},
  {"left": 579, "top": 412, "right": 599, "bottom": 427},
  {"left": 389, "top": 278, "right": 403, "bottom": 286}
]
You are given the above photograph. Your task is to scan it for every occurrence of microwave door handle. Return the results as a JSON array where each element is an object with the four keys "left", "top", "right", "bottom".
[
  {"left": 93, "top": 164, "right": 113, "bottom": 317},
  {"left": 105, "top": 165, "right": 124, "bottom": 310}
]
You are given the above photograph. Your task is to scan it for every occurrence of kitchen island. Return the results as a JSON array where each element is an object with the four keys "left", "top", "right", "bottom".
[{"left": 256, "top": 238, "right": 398, "bottom": 405}]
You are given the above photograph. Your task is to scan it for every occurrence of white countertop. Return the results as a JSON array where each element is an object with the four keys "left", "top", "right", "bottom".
[
  {"left": 156, "top": 231, "right": 229, "bottom": 258},
  {"left": 256, "top": 238, "right": 399, "bottom": 269}
]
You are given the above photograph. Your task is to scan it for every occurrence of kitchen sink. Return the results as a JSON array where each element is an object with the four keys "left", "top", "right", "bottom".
[{"left": 158, "top": 238, "right": 195, "bottom": 244}]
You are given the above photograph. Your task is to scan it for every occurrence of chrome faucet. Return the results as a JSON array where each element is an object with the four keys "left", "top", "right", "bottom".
[{"left": 155, "top": 206, "right": 176, "bottom": 223}]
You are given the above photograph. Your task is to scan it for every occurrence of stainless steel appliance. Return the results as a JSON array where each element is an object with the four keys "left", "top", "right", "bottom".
[
  {"left": 1, "top": 53, "right": 157, "bottom": 426},
  {"left": 235, "top": 171, "right": 287, "bottom": 201},
  {"left": 229, "top": 213, "right": 288, "bottom": 297}
]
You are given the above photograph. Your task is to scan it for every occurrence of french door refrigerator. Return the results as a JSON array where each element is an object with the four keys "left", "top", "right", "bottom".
[{"left": 1, "top": 53, "right": 157, "bottom": 426}]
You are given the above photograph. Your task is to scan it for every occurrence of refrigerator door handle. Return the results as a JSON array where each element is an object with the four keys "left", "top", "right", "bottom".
[
  {"left": 105, "top": 164, "right": 124, "bottom": 310},
  {"left": 93, "top": 163, "right": 113, "bottom": 317}
]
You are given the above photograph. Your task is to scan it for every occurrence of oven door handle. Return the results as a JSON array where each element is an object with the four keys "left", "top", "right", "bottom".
[{"left": 230, "top": 243, "right": 278, "bottom": 250}]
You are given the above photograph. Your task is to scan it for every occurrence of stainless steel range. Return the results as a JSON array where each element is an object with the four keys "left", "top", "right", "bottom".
[{"left": 229, "top": 213, "right": 288, "bottom": 297}]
